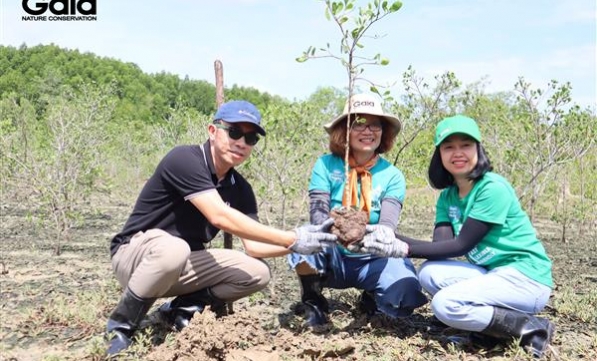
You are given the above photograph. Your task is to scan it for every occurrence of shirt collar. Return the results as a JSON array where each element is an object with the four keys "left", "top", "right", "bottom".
[{"left": 201, "top": 141, "right": 235, "bottom": 187}]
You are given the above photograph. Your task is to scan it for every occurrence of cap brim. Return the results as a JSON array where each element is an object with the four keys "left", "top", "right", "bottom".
[
  {"left": 382, "top": 115, "right": 402, "bottom": 135},
  {"left": 225, "top": 119, "right": 266, "bottom": 136},
  {"left": 254, "top": 125, "right": 266, "bottom": 136},
  {"left": 434, "top": 131, "right": 481, "bottom": 146},
  {"left": 324, "top": 114, "right": 402, "bottom": 135},
  {"left": 434, "top": 133, "right": 450, "bottom": 146},
  {"left": 323, "top": 114, "right": 347, "bottom": 133}
]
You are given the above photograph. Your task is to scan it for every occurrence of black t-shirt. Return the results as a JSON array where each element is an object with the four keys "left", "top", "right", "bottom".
[{"left": 110, "top": 141, "right": 258, "bottom": 257}]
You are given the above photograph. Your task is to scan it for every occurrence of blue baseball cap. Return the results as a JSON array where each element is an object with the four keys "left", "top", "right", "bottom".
[{"left": 214, "top": 100, "right": 266, "bottom": 136}]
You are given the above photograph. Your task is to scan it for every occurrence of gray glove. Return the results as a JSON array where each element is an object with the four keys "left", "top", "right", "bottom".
[
  {"left": 358, "top": 224, "right": 409, "bottom": 258},
  {"left": 289, "top": 218, "right": 337, "bottom": 255},
  {"left": 364, "top": 224, "right": 396, "bottom": 243}
]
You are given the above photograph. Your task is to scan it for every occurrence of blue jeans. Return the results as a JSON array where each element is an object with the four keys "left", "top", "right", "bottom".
[
  {"left": 418, "top": 260, "right": 552, "bottom": 332},
  {"left": 288, "top": 246, "right": 428, "bottom": 318}
]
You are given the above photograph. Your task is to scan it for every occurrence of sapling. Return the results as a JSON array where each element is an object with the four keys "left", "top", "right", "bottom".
[{"left": 297, "top": 0, "right": 403, "bottom": 245}]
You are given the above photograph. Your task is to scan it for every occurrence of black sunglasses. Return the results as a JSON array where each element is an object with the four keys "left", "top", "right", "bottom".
[{"left": 215, "top": 123, "right": 260, "bottom": 146}]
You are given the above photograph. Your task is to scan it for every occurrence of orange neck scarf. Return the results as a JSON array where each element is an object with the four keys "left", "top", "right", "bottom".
[{"left": 342, "top": 154, "right": 378, "bottom": 218}]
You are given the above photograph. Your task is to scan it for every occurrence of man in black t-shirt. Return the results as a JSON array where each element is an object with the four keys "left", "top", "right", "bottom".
[{"left": 106, "top": 100, "right": 337, "bottom": 356}]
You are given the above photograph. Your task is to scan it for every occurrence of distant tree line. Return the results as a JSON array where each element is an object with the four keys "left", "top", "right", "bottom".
[{"left": 0, "top": 44, "right": 285, "bottom": 125}]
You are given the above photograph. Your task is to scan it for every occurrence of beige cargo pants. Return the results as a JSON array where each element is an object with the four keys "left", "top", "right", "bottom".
[{"left": 111, "top": 229, "right": 270, "bottom": 301}]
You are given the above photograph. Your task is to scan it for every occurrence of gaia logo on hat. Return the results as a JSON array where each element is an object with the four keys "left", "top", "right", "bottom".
[
  {"left": 324, "top": 93, "right": 402, "bottom": 135},
  {"left": 353, "top": 100, "right": 376, "bottom": 108}
]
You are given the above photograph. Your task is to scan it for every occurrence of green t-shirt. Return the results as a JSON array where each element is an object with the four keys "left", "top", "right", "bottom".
[{"left": 435, "top": 172, "right": 553, "bottom": 288}]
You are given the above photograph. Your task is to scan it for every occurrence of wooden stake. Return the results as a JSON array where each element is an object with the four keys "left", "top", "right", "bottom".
[
  {"left": 214, "top": 59, "right": 233, "bottom": 251},
  {"left": 214, "top": 59, "right": 235, "bottom": 314}
]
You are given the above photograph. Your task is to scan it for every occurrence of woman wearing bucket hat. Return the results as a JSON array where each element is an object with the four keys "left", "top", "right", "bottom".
[
  {"left": 286, "top": 93, "right": 428, "bottom": 326},
  {"left": 358, "top": 115, "right": 555, "bottom": 358}
]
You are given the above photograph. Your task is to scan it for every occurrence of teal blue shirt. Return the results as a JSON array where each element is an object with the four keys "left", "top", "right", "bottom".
[{"left": 310, "top": 154, "right": 406, "bottom": 256}]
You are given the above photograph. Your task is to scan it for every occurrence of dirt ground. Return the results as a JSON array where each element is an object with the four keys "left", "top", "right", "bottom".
[{"left": 0, "top": 200, "right": 596, "bottom": 361}]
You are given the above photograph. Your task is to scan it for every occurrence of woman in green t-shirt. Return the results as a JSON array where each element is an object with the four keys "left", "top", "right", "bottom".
[{"left": 353, "top": 115, "right": 555, "bottom": 358}]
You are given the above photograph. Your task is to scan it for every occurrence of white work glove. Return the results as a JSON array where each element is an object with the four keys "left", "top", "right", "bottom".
[
  {"left": 365, "top": 224, "right": 396, "bottom": 242},
  {"left": 289, "top": 218, "right": 337, "bottom": 255},
  {"left": 358, "top": 224, "right": 409, "bottom": 258}
]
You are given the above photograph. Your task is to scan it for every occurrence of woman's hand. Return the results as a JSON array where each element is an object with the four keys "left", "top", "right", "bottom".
[{"left": 350, "top": 224, "right": 409, "bottom": 258}]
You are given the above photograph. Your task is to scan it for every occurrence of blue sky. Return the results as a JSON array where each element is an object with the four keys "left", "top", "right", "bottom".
[{"left": 1, "top": 0, "right": 596, "bottom": 107}]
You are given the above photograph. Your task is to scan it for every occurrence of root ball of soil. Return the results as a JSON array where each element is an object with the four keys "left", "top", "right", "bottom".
[{"left": 329, "top": 207, "right": 368, "bottom": 247}]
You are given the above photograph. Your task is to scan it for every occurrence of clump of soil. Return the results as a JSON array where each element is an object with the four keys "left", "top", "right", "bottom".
[
  {"left": 145, "top": 304, "right": 356, "bottom": 361},
  {"left": 329, "top": 207, "right": 368, "bottom": 247}
]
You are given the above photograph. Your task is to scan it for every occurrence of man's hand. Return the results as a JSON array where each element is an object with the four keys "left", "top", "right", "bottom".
[
  {"left": 289, "top": 218, "right": 337, "bottom": 255},
  {"left": 355, "top": 224, "right": 409, "bottom": 258}
]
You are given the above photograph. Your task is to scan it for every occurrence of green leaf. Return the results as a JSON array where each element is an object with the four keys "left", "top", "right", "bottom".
[
  {"left": 380, "top": 58, "right": 390, "bottom": 66},
  {"left": 390, "top": 1, "right": 403, "bottom": 12},
  {"left": 331, "top": 1, "right": 344, "bottom": 15}
]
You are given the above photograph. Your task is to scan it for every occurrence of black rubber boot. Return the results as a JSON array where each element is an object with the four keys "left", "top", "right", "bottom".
[
  {"left": 525, "top": 317, "right": 555, "bottom": 358},
  {"left": 299, "top": 274, "right": 329, "bottom": 326},
  {"left": 469, "top": 332, "right": 502, "bottom": 349},
  {"left": 358, "top": 290, "right": 378, "bottom": 316},
  {"left": 429, "top": 315, "right": 450, "bottom": 328},
  {"left": 106, "top": 288, "right": 156, "bottom": 356},
  {"left": 481, "top": 307, "right": 555, "bottom": 358},
  {"left": 158, "top": 288, "right": 226, "bottom": 331}
]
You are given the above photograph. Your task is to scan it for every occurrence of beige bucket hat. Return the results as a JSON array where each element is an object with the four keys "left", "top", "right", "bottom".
[{"left": 323, "top": 93, "right": 402, "bottom": 134}]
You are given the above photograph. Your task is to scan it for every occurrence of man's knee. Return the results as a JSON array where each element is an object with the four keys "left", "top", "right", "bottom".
[
  {"left": 252, "top": 260, "right": 271, "bottom": 291},
  {"left": 152, "top": 238, "right": 191, "bottom": 274},
  {"left": 232, "top": 257, "right": 271, "bottom": 294}
]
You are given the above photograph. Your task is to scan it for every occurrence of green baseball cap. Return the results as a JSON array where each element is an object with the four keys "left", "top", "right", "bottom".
[{"left": 434, "top": 115, "right": 482, "bottom": 146}]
